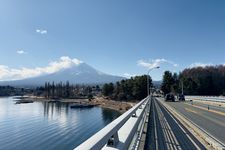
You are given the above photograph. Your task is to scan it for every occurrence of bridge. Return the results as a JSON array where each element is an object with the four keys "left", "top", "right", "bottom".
[{"left": 74, "top": 96, "right": 225, "bottom": 150}]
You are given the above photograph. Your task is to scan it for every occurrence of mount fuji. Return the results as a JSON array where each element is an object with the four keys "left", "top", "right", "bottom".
[{"left": 0, "top": 62, "right": 125, "bottom": 87}]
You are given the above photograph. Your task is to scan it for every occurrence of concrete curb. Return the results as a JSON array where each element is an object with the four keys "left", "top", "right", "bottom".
[{"left": 158, "top": 99, "right": 225, "bottom": 150}]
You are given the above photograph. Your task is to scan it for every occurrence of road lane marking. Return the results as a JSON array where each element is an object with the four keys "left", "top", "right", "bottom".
[
  {"left": 159, "top": 109, "right": 171, "bottom": 149},
  {"left": 159, "top": 102, "right": 201, "bottom": 150},
  {"left": 157, "top": 101, "right": 201, "bottom": 150},
  {"left": 171, "top": 108, "right": 201, "bottom": 150},
  {"left": 158, "top": 107, "right": 176, "bottom": 149},
  {"left": 185, "top": 108, "right": 198, "bottom": 114},
  {"left": 153, "top": 102, "right": 158, "bottom": 150},
  {"left": 185, "top": 103, "right": 225, "bottom": 117},
  {"left": 155, "top": 101, "right": 183, "bottom": 150},
  {"left": 160, "top": 116, "right": 170, "bottom": 148}
]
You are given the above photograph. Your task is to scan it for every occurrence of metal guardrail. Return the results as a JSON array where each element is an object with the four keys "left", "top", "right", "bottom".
[
  {"left": 186, "top": 96, "right": 225, "bottom": 103},
  {"left": 74, "top": 96, "right": 150, "bottom": 150}
]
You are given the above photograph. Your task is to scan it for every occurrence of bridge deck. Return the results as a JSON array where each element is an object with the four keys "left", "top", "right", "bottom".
[
  {"left": 144, "top": 98, "right": 206, "bottom": 150},
  {"left": 164, "top": 98, "right": 225, "bottom": 146},
  {"left": 75, "top": 96, "right": 225, "bottom": 150}
]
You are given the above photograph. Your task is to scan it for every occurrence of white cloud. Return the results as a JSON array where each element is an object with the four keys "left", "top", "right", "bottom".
[
  {"left": 190, "top": 62, "right": 213, "bottom": 68},
  {"left": 17, "top": 50, "right": 26, "bottom": 54},
  {"left": 123, "top": 73, "right": 137, "bottom": 78},
  {"left": 0, "top": 56, "right": 83, "bottom": 81},
  {"left": 36, "top": 29, "right": 47, "bottom": 34},
  {"left": 137, "top": 58, "right": 178, "bottom": 69}
]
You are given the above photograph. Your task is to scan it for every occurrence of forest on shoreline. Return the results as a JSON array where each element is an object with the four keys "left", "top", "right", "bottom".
[
  {"left": 1, "top": 65, "right": 225, "bottom": 99},
  {"left": 161, "top": 65, "right": 225, "bottom": 96}
]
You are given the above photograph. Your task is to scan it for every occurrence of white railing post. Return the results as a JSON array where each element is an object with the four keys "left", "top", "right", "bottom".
[{"left": 107, "top": 132, "right": 119, "bottom": 147}]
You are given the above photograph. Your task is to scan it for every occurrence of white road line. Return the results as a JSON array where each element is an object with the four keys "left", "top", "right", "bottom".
[
  {"left": 153, "top": 102, "right": 158, "bottom": 150},
  {"left": 155, "top": 100, "right": 178, "bottom": 150},
  {"left": 156, "top": 102, "right": 179, "bottom": 150},
  {"left": 157, "top": 104, "right": 170, "bottom": 149},
  {"left": 158, "top": 100, "right": 202, "bottom": 150}
]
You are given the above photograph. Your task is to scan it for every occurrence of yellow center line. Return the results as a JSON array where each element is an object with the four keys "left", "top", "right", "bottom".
[
  {"left": 185, "top": 108, "right": 198, "bottom": 114},
  {"left": 185, "top": 103, "right": 225, "bottom": 117}
]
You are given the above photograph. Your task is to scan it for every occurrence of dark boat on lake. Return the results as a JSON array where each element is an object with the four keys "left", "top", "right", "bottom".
[{"left": 15, "top": 100, "right": 34, "bottom": 104}]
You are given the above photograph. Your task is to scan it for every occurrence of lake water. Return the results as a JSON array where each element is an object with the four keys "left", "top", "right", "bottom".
[{"left": 0, "top": 97, "right": 121, "bottom": 150}]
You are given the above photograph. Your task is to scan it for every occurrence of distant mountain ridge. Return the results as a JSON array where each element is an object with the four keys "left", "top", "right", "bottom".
[
  {"left": 153, "top": 80, "right": 162, "bottom": 88},
  {"left": 0, "top": 63, "right": 125, "bottom": 87}
]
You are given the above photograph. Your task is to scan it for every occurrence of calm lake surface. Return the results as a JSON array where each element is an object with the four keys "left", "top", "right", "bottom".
[{"left": 0, "top": 97, "right": 121, "bottom": 150}]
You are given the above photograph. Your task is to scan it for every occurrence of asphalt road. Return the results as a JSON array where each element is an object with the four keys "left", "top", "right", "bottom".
[
  {"left": 144, "top": 98, "right": 205, "bottom": 150},
  {"left": 159, "top": 98, "right": 225, "bottom": 145}
]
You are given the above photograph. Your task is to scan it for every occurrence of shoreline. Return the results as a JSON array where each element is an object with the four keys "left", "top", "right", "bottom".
[{"left": 17, "top": 96, "right": 136, "bottom": 113}]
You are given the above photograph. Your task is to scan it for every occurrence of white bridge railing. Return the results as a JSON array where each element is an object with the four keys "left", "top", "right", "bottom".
[{"left": 74, "top": 96, "right": 151, "bottom": 150}]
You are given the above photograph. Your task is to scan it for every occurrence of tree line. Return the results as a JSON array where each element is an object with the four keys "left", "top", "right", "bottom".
[
  {"left": 161, "top": 65, "right": 225, "bottom": 96},
  {"left": 0, "top": 86, "right": 33, "bottom": 96},
  {"left": 102, "top": 75, "right": 153, "bottom": 101},
  {"left": 35, "top": 82, "right": 101, "bottom": 99}
]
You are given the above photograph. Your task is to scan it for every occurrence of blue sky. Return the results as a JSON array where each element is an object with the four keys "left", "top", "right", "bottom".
[{"left": 0, "top": 0, "right": 225, "bottom": 81}]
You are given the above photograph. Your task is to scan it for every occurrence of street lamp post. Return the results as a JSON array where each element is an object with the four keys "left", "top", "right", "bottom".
[{"left": 147, "top": 66, "right": 160, "bottom": 99}]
